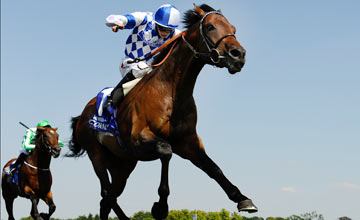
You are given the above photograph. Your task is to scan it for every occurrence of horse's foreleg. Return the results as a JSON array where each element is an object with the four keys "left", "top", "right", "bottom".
[
  {"left": 151, "top": 156, "right": 171, "bottom": 220},
  {"left": 29, "top": 196, "right": 41, "bottom": 220},
  {"left": 135, "top": 128, "right": 172, "bottom": 219},
  {"left": 175, "top": 134, "right": 258, "bottom": 213},
  {"left": 41, "top": 191, "right": 56, "bottom": 220},
  {"left": 23, "top": 186, "right": 42, "bottom": 220}
]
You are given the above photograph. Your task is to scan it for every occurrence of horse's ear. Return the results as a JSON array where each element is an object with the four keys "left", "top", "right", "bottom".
[
  {"left": 54, "top": 128, "right": 58, "bottom": 131},
  {"left": 193, "top": 4, "right": 206, "bottom": 17},
  {"left": 37, "top": 126, "right": 45, "bottom": 131}
]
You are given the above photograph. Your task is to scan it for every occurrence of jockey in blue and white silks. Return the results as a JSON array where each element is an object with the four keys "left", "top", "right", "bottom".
[
  {"left": 104, "top": 4, "right": 181, "bottom": 111},
  {"left": 106, "top": 4, "right": 181, "bottom": 78}
]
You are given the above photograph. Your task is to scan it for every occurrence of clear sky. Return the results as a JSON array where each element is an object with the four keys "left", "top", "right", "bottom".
[{"left": 1, "top": 1, "right": 359, "bottom": 220}]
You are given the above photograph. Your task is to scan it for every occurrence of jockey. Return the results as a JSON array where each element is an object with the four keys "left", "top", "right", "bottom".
[
  {"left": 8, "top": 120, "right": 63, "bottom": 177},
  {"left": 104, "top": 4, "right": 181, "bottom": 110}
]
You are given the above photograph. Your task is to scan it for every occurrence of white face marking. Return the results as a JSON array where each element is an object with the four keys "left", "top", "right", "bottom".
[{"left": 50, "top": 130, "right": 55, "bottom": 134}]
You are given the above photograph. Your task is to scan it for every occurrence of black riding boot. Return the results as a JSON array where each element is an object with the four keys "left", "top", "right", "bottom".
[{"left": 104, "top": 71, "right": 136, "bottom": 110}]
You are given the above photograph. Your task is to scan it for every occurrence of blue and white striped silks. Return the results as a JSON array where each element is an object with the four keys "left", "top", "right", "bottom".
[{"left": 107, "top": 12, "right": 180, "bottom": 65}]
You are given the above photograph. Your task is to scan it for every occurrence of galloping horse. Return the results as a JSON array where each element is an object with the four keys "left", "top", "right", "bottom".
[
  {"left": 67, "top": 4, "right": 257, "bottom": 220},
  {"left": 2, "top": 127, "right": 62, "bottom": 220}
]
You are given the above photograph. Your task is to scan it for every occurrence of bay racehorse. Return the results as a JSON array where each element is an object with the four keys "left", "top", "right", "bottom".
[
  {"left": 2, "top": 127, "right": 62, "bottom": 220},
  {"left": 67, "top": 4, "right": 257, "bottom": 220}
]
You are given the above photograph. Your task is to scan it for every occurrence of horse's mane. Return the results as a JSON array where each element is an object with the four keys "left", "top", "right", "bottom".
[
  {"left": 153, "top": 4, "right": 216, "bottom": 65},
  {"left": 183, "top": 4, "right": 216, "bottom": 29}
]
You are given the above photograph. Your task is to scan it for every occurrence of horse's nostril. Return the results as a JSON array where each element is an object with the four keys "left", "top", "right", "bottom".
[{"left": 230, "top": 48, "right": 245, "bottom": 59}]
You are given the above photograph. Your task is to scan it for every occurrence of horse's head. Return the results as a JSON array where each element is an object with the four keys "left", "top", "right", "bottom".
[
  {"left": 184, "top": 4, "right": 246, "bottom": 74},
  {"left": 36, "top": 127, "right": 62, "bottom": 158}
]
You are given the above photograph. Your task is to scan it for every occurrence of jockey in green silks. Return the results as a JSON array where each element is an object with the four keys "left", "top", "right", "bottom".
[{"left": 8, "top": 120, "right": 64, "bottom": 176}]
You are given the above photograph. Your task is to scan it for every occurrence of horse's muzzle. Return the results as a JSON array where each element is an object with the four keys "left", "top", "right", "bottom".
[
  {"left": 52, "top": 146, "right": 61, "bottom": 158},
  {"left": 226, "top": 48, "right": 246, "bottom": 74},
  {"left": 227, "top": 57, "right": 245, "bottom": 74}
]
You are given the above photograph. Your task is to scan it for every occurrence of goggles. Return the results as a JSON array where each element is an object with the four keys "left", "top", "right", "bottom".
[{"left": 157, "top": 24, "right": 173, "bottom": 33}]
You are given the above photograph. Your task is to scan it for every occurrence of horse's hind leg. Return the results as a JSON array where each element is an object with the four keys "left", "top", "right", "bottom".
[
  {"left": 107, "top": 159, "right": 137, "bottom": 220},
  {"left": 86, "top": 143, "right": 130, "bottom": 220},
  {"left": 2, "top": 179, "right": 17, "bottom": 220},
  {"left": 4, "top": 197, "right": 16, "bottom": 220},
  {"left": 89, "top": 151, "right": 112, "bottom": 220}
]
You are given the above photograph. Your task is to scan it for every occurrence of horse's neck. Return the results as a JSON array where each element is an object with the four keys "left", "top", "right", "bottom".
[
  {"left": 159, "top": 39, "right": 205, "bottom": 101},
  {"left": 27, "top": 147, "right": 51, "bottom": 169}
]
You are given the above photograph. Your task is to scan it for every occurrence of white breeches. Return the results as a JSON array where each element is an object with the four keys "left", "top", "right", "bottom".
[{"left": 120, "top": 57, "right": 151, "bottom": 78}]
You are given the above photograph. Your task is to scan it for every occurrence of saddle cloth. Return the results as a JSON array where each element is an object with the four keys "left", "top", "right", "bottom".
[{"left": 88, "top": 87, "right": 120, "bottom": 135}]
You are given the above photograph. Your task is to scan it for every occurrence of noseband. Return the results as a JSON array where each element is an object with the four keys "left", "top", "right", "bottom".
[{"left": 183, "top": 11, "right": 236, "bottom": 64}]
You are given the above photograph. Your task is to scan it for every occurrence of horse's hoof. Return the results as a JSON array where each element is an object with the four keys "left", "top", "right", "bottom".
[
  {"left": 40, "top": 213, "right": 49, "bottom": 220},
  {"left": 151, "top": 202, "right": 169, "bottom": 220},
  {"left": 237, "top": 199, "right": 258, "bottom": 213}
]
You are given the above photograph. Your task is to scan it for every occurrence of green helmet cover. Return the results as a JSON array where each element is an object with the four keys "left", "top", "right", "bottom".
[{"left": 37, "top": 120, "right": 52, "bottom": 127}]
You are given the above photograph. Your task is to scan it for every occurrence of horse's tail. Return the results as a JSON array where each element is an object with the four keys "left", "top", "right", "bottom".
[{"left": 65, "top": 116, "right": 86, "bottom": 157}]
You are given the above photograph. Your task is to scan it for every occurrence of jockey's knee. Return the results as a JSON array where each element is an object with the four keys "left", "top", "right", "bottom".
[
  {"left": 120, "top": 59, "right": 150, "bottom": 78},
  {"left": 132, "top": 67, "right": 149, "bottom": 78}
]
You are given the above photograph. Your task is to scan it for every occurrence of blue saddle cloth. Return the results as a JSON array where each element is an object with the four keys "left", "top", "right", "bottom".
[
  {"left": 3, "top": 161, "right": 20, "bottom": 185},
  {"left": 88, "top": 87, "right": 120, "bottom": 135}
]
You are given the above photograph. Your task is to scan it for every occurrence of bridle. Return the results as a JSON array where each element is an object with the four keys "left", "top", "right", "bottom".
[
  {"left": 182, "top": 11, "right": 236, "bottom": 64},
  {"left": 40, "top": 132, "right": 53, "bottom": 154},
  {"left": 39, "top": 130, "right": 61, "bottom": 157}
]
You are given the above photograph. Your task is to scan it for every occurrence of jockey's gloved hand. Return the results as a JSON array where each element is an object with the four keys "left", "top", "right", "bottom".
[
  {"left": 58, "top": 141, "right": 64, "bottom": 147},
  {"left": 112, "top": 23, "right": 124, "bottom": 32}
]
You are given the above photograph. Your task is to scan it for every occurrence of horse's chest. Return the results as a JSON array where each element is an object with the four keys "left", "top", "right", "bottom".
[
  {"left": 170, "top": 119, "right": 196, "bottom": 137},
  {"left": 26, "top": 174, "right": 52, "bottom": 192}
]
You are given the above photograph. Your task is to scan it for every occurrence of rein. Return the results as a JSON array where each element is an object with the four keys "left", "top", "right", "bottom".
[{"left": 150, "top": 40, "right": 178, "bottom": 68}]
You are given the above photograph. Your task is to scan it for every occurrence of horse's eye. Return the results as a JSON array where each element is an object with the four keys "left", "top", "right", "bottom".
[{"left": 207, "top": 24, "right": 216, "bottom": 32}]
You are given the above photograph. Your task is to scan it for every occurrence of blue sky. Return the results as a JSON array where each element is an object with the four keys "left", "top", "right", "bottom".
[{"left": 1, "top": 1, "right": 359, "bottom": 220}]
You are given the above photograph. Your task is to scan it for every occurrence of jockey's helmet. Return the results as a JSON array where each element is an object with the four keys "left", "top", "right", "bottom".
[
  {"left": 154, "top": 4, "right": 180, "bottom": 29},
  {"left": 37, "top": 120, "right": 52, "bottom": 128}
]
